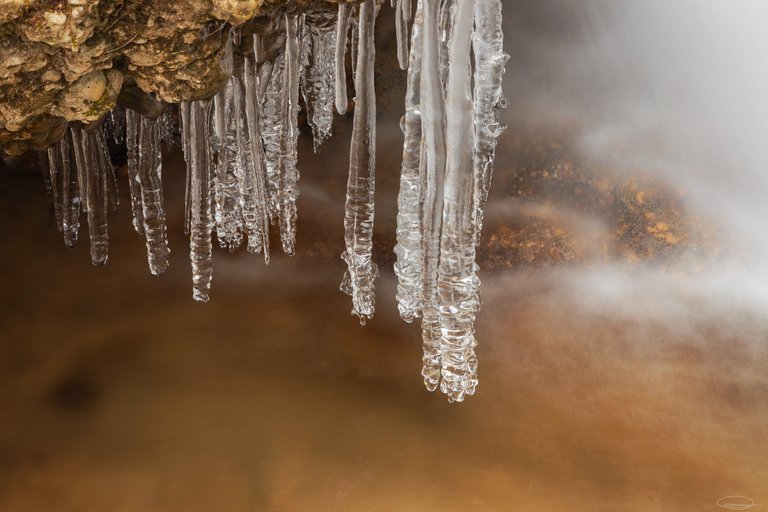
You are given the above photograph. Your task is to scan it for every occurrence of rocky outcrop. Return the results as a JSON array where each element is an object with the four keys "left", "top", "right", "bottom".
[{"left": 0, "top": 0, "right": 347, "bottom": 156}]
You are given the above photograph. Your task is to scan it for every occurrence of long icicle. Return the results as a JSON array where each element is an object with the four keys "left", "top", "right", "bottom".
[
  {"left": 437, "top": 0, "right": 478, "bottom": 403},
  {"left": 301, "top": 10, "right": 338, "bottom": 152},
  {"left": 73, "top": 128, "right": 109, "bottom": 266},
  {"left": 137, "top": 114, "right": 171, "bottom": 275},
  {"left": 419, "top": 0, "right": 448, "bottom": 391},
  {"left": 125, "top": 109, "right": 146, "bottom": 236},
  {"left": 59, "top": 131, "right": 80, "bottom": 248},
  {"left": 279, "top": 13, "right": 302, "bottom": 256},
  {"left": 472, "top": 0, "right": 508, "bottom": 245},
  {"left": 184, "top": 100, "right": 215, "bottom": 302},
  {"left": 335, "top": 2, "right": 352, "bottom": 114},
  {"left": 245, "top": 35, "right": 271, "bottom": 263},
  {"left": 393, "top": 0, "right": 424, "bottom": 322},
  {"left": 46, "top": 144, "right": 65, "bottom": 235},
  {"left": 340, "top": 0, "right": 378, "bottom": 325}
]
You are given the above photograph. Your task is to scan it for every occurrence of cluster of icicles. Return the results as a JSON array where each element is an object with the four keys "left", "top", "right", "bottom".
[{"left": 42, "top": 0, "right": 506, "bottom": 402}]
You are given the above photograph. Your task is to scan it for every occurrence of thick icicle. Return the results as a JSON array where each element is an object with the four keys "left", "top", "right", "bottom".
[
  {"left": 183, "top": 100, "right": 215, "bottom": 302},
  {"left": 260, "top": 51, "right": 284, "bottom": 226},
  {"left": 472, "top": 0, "right": 508, "bottom": 245},
  {"left": 437, "top": 0, "right": 479, "bottom": 403},
  {"left": 137, "top": 115, "right": 171, "bottom": 275},
  {"left": 72, "top": 128, "right": 110, "bottom": 266},
  {"left": 279, "top": 13, "right": 302, "bottom": 255},
  {"left": 301, "top": 10, "right": 338, "bottom": 152},
  {"left": 419, "top": 0, "right": 449, "bottom": 391},
  {"left": 334, "top": 2, "right": 352, "bottom": 114},
  {"left": 393, "top": 0, "right": 424, "bottom": 322},
  {"left": 58, "top": 131, "right": 81, "bottom": 247},
  {"left": 125, "top": 109, "right": 146, "bottom": 236},
  {"left": 244, "top": 37, "right": 271, "bottom": 262},
  {"left": 340, "top": 0, "right": 378, "bottom": 324}
]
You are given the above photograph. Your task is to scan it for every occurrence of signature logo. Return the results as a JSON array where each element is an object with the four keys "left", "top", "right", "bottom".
[{"left": 717, "top": 496, "right": 762, "bottom": 511}]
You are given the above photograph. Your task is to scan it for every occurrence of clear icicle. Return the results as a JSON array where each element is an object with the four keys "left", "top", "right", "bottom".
[
  {"left": 72, "top": 128, "right": 110, "bottom": 266},
  {"left": 350, "top": 15, "right": 358, "bottom": 82},
  {"left": 393, "top": 0, "right": 424, "bottom": 323},
  {"left": 103, "top": 143, "right": 120, "bottom": 214},
  {"left": 395, "top": 0, "right": 409, "bottom": 70},
  {"left": 279, "top": 13, "right": 302, "bottom": 256},
  {"left": 137, "top": 114, "right": 171, "bottom": 275},
  {"left": 58, "top": 131, "right": 81, "bottom": 247},
  {"left": 244, "top": 37, "right": 271, "bottom": 262},
  {"left": 419, "top": 0, "right": 449, "bottom": 391},
  {"left": 183, "top": 100, "right": 215, "bottom": 302},
  {"left": 159, "top": 107, "right": 179, "bottom": 148},
  {"left": 180, "top": 101, "right": 193, "bottom": 235},
  {"left": 335, "top": 2, "right": 352, "bottom": 114},
  {"left": 437, "top": 0, "right": 479, "bottom": 403},
  {"left": 46, "top": 145, "right": 65, "bottom": 235},
  {"left": 108, "top": 106, "right": 126, "bottom": 145},
  {"left": 340, "top": 0, "right": 379, "bottom": 325},
  {"left": 472, "top": 0, "right": 508, "bottom": 245},
  {"left": 125, "top": 109, "right": 146, "bottom": 236},
  {"left": 260, "top": 51, "right": 284, "bottom": 225},
  {"left": 212, "top": 75, "right": 244, "bottom": 251},
  {"left": 301, "top": 10, "right": 338, "bottom": 152}
]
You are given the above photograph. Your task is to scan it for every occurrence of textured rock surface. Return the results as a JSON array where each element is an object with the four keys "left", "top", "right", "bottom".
[{"left": 0, "top": 0, "right": 350, "bottom": 156}]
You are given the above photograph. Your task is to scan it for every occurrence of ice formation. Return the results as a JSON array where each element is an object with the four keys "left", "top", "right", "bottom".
[{"left": 41, "top": 1, "right": 506, "bottom": 401}]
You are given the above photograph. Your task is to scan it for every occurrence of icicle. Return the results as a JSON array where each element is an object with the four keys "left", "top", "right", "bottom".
[
  {"left": 244, "top": 37, "right": 271, "bottom": 263},
  {"left": 46, "top": 145, "right": 65, "bottom": 235},
  {"left": 395, "top": 0, "right": 409, "bottom": 70},
  {"left": 180, "top": 101, "right": 193, "bottom": 235},
  {"left": 102, "top": 141, "right": 120, "bottom": 214},
  {"left": 350, "top": 15, "right": 358, "bottom": 82},
  {"left": 335, "top": 2, "right": 352, "bottom": 114},
  {"left": 59, "top": 131, "right": 81, "bottom": 247},
  {"left": 212, "top": 34, "right": 243, "bottom": 251},
  {"left": 125, "top": 109, "right": 146, "bottom": 236},
  {"left": 212, "top": 77, "right": 244, "bottom": 251},
  {"left": 301, "top": 10, "right": 338, "bottom": 152},
  {"left": 393, "top": 0, "right": 424, "bottom": 323},
  {"left": 419, "top": 0, "right": 449, "bottom": 391},
  {"left": 437, "top": 0, "right": 478, "bottom": 403},
  {"left": 183, "top": 100, "right": 215, "bottom": 302},
  {"left": 340, "top": 0, "right": 379, "bottom": 325},
  {"left": 137, "top": 115, "right": 171, "bottom": 275},
  {"left": 260, "top": 51, "right": 284, "bottom": 225},
  {"left": 72, "top": 128, "right": 110, "bottom": 266},
  {"left": 472, "top": 0, "right": 508, "bottom": 245},
  {"left": 158, "top": 107, "right": 179, "bottom": 148},
  {"left": 279, "top": 13, "right": 302, "bottom": 256}
]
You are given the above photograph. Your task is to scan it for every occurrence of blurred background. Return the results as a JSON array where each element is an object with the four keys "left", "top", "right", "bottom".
[{"left": 2, "top": 1, "right": 768, "bottom": 510}]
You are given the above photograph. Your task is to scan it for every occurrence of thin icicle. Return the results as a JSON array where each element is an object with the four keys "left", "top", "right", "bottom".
[
  {"left": 108, "top": 106, "right": 126, "bottom": 145},
  {"left": 393, "top": 0, "right": 424, "bottom": 323},
  {"left": 395, "top": 0, "right": 409, "bottom": 70},
  {"left": 279, "top": 13, "right": 302, "bottom": 256},
  {"left": 102, "top": 143, "right": 120, "bottom": 213},
  {"left": 46, "top": 144, "right": 64, "bottom": 235},
  {"left": 419, "top": 0, "right": 448, "bottom": 391},
  {"left": 125, "top": 109, "right": 146, "bottom": 236},
  {"left": 437, "top": 0, "right": 478, "bottom": 403},
  {"left": 137, "top": 115, "right": 171, "bottom": 275},
  {"left": 472, "top": 0, "right": 508, "bottom": 245},
  {"left": 335, "top": 2, "right": 352, "bottom": 114},
  {"left": 301, "top": 10, "right": 338, "bottom": 152},
  {"left": 340, "top": 0, "right": 378, "bottom": 325},
  {"left": 180, "top": 101, "right": 193, "bottom": 235},
  {"left": 72, "top": 128, "right": 110, "bottom": 266},
  {"left": 183, "top": 100, "right": 215, "bottom": 302},
  {"left": 350, "top": 15, "right": 358, "bottom": 82},
  {"left": 245, "top": 37, "right": 271, "bottom": 263},
  {"left": 58, "top": 131, "right": 81, "bottom": 247}
]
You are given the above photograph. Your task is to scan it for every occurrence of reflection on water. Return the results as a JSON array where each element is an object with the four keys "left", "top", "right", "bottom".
[{"left": 2, "top": 1, "right": 768, "bottom": 511}]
